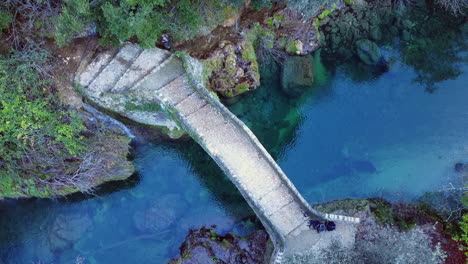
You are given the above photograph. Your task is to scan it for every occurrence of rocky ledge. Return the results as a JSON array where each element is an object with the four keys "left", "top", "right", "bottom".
[
  {"left": 169, "top": 227, "right": 270, "bottom": 264},
  {"left": 170, "top": 198, "right": 465, "bottom": 264}
]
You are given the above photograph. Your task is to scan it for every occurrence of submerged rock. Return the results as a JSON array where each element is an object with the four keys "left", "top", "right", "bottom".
[
  {"left": 454, "top": 162, "right": 468, "bottom": 173},
  {"left": 169, "top": 227, "right": 269, "bottom": 264},
  {"left": 48, "top": 213, "right": 93, "bottom": 251},
  {"left": 369, "top": 25, "right": 382, "bottom": 41},
  {"left": 355, "top": 39, "right": 383, "bottom": 65},
  {"left": 349, "top": 159, "right": 377, "bottom": 173},
  {"left": 133, "top": 194, "right": 188, "bottom": 233},
  {"left": 281, "top": 55, "right": 314, "bottom": 97}
]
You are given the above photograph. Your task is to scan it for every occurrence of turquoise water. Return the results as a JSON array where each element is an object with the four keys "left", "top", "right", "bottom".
[
  {"left": 1, "top": 16, "right": 467, "bottom": 264},
  {"left": 0, "top": 140, "right": 258, "bottom": 263},
  {"left": 229, "top": 46, "right": 468, "bottom": 204}
]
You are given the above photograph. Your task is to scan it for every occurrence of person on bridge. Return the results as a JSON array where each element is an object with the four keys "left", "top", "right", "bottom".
[
  {"left": 307, "top": 219, "right": 336, "bottom": 233},
  {"left": 161, "top": 33, "right": 171, "bottom": 50},
  {"left": 326, "top": 221, "right": 336, "bottom": 231}
]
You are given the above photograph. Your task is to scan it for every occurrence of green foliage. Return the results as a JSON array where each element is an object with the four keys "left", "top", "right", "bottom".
[
  {"left": 286, "top": 40, "right": 300, "bottom": 54},
  {"left": 265, "top": 17, "right": 275, "bottom": 28},
  {"left": 0, "top": 11, "right": 13, "bottom": 32},
  {"left": 124, "top": 101, "right": 162, "bottom": 112},
  {"left": 101, "top": 1, "right": 164, "bottom": 48},
  {"left": 373, "top": 200, "right": 395, "bottom": 226},
  {"left": 209, "top": 229, "right": 218, "bottom": 241},
  {"left": 371, "top": 199, "right": 417, "bottom": 232},
  {"left": 251, "top": 0, "right": 273, "bottom": 10},
  {"left": 458, "top": 214, "right": 468, "bottom": 257},
  {"left": 454, "top": 187, "right": 468, "bottom": 257},
  {"left": 56, "top": 0, "right": 243, "bottom": 48},
  {"left": 234, "top": 83, "right": 250, "bottom": 94},
  {"left": 0, "top": 51, "right": 86, "bottom": 172},
  {"left": 318, "top": 9, "right": 334, "bottom": 19},
  {"left": 55, "top": 0, "right": 92, "bottom": 47}
]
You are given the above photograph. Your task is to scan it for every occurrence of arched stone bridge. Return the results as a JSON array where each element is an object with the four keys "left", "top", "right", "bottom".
[{"left": 76, "top": 44, "right": 360, "bottom": 263}]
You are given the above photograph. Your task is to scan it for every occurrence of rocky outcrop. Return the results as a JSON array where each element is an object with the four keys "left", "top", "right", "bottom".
[
  {"left": 169, "top": 198, "right": 464, "bottom": 264},
  {"left": 281, "top": 55, "right": 314, "bottom": 97},
  {"left": 203, "top": 40, "right": 260, "bottom": 98},
  {"left": 169, "top": 228, "right": 270, "bottom": 264},
  {"left": 318, "top": 1, "right": 393, "bottom": 62},
  {"left": 273, "top": 8, "right": 320, "bottom": 55}
]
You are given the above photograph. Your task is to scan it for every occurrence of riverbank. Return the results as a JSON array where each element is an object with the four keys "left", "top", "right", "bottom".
[{"left": 169, "top": 198, "right": 465, "bottom": 264}]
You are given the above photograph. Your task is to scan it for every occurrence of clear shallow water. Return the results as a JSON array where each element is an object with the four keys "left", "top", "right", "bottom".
[
  {"left": 1, "top": 21, "right": 467, "bottom": 264},
  {"left": 229, "top": 46, "right": 468, "bottom": 204},
  {"left": 0, "top": 141, "right": 257, "bottom": 263},
  {"left": 283, "top": 56, "right": 468, "bottom": 202}
]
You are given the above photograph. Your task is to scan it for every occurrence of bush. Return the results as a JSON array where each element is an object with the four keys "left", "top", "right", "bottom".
[
  {"left": 435, "top": 0, "right": 467, "bottom": 15},
  {"left": 55, "top": 0, "right": 243, "bottom": 47},
  {"left": 0, "top": 50, "right": 86, "bottom": 176},
  {"left": 55, "top": 0, "right": 92, "bottom": 47},
  {"left": 1, "top": 0, "right": 62, "bottom": 48},
  {"left": 0, "top": 11, "right": 13, "bottom": 32}
]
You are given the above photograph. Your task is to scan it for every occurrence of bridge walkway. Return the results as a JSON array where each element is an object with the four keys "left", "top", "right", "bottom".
[{"left": 76, "top": 44, "right": 360, "bottom": 263}]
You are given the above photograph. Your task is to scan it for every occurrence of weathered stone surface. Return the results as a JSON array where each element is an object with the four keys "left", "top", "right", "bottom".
[
  {"left": 169, "top": 228, "right": 269, "bottom": 264},
  {"left": 75, "top": 44, "right": 184, "bottom": 138},
  {"left": 281, "top": 56, "right": 314, "bottom": 97}
]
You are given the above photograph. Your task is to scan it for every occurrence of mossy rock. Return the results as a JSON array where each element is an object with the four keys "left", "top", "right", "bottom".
[
  {"left": 204, "top": 39, "right": 260, "bottom": 98},
  {"left": 281, "top": 55, "right": 314, "bottom": 97},
  {"left": 286, "top": 40, "right": 303, "bottom": 55}
]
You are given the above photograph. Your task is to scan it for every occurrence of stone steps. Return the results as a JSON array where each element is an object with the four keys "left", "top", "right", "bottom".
[
  {"left": 157, "top": 75, "right": 195, "bottom": 105},
  {"left": 173, "top": 91, "right": 209, "bottom": 116},
  {"left": 77, "top": 48, "right": 118, "bottom": 88},
  {"left": 88, "top": 45, "right": 142, "bottom": 95},
  {"left": 134, "top": 55, "right": 184, "bottom": 92},
  {"left": 113, "top": 48, "right": 170, "bottom": 93}
]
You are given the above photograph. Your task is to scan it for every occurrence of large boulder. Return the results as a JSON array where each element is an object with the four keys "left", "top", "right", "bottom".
[
  {"left": 133, "top": 194, "right": 188, "bottom": 233},
  {"left": 169, "top": 227, "right": 269, "bottom": 264},
  {"left": 281, "top": 56, "right": 314, "bottom": 98},
  {"left": 205, "top": 40, "right": 260, "bottom": 98},
  {"left": 355, "top": 39, "right": 384, "bottom": 65}
]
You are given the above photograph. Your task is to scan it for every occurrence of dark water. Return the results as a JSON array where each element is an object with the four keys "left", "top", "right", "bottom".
[{"left": 1, "top": 11, "right": 467, "bottom": 264}]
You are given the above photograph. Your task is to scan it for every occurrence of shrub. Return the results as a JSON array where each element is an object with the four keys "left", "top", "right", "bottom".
[
  {"left": 0, "top": 50, "right": 86, "bottom": 175},
  {"left": 55, "top": 0, "right": 92, "bottom": 47},
  {"left": 435, "top": 0, "right": 467, "bottom": 15},
  {"left": 0, "top": 11, "right": 13, "bottom": 32},
  {"left": 55, "top": 0, "right": 243, "bottom": 47}
]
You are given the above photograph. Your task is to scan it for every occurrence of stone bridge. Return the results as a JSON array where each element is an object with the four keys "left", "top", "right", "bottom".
[{"left": 76, "top": 44, "right": 360, "bottom": 263}]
